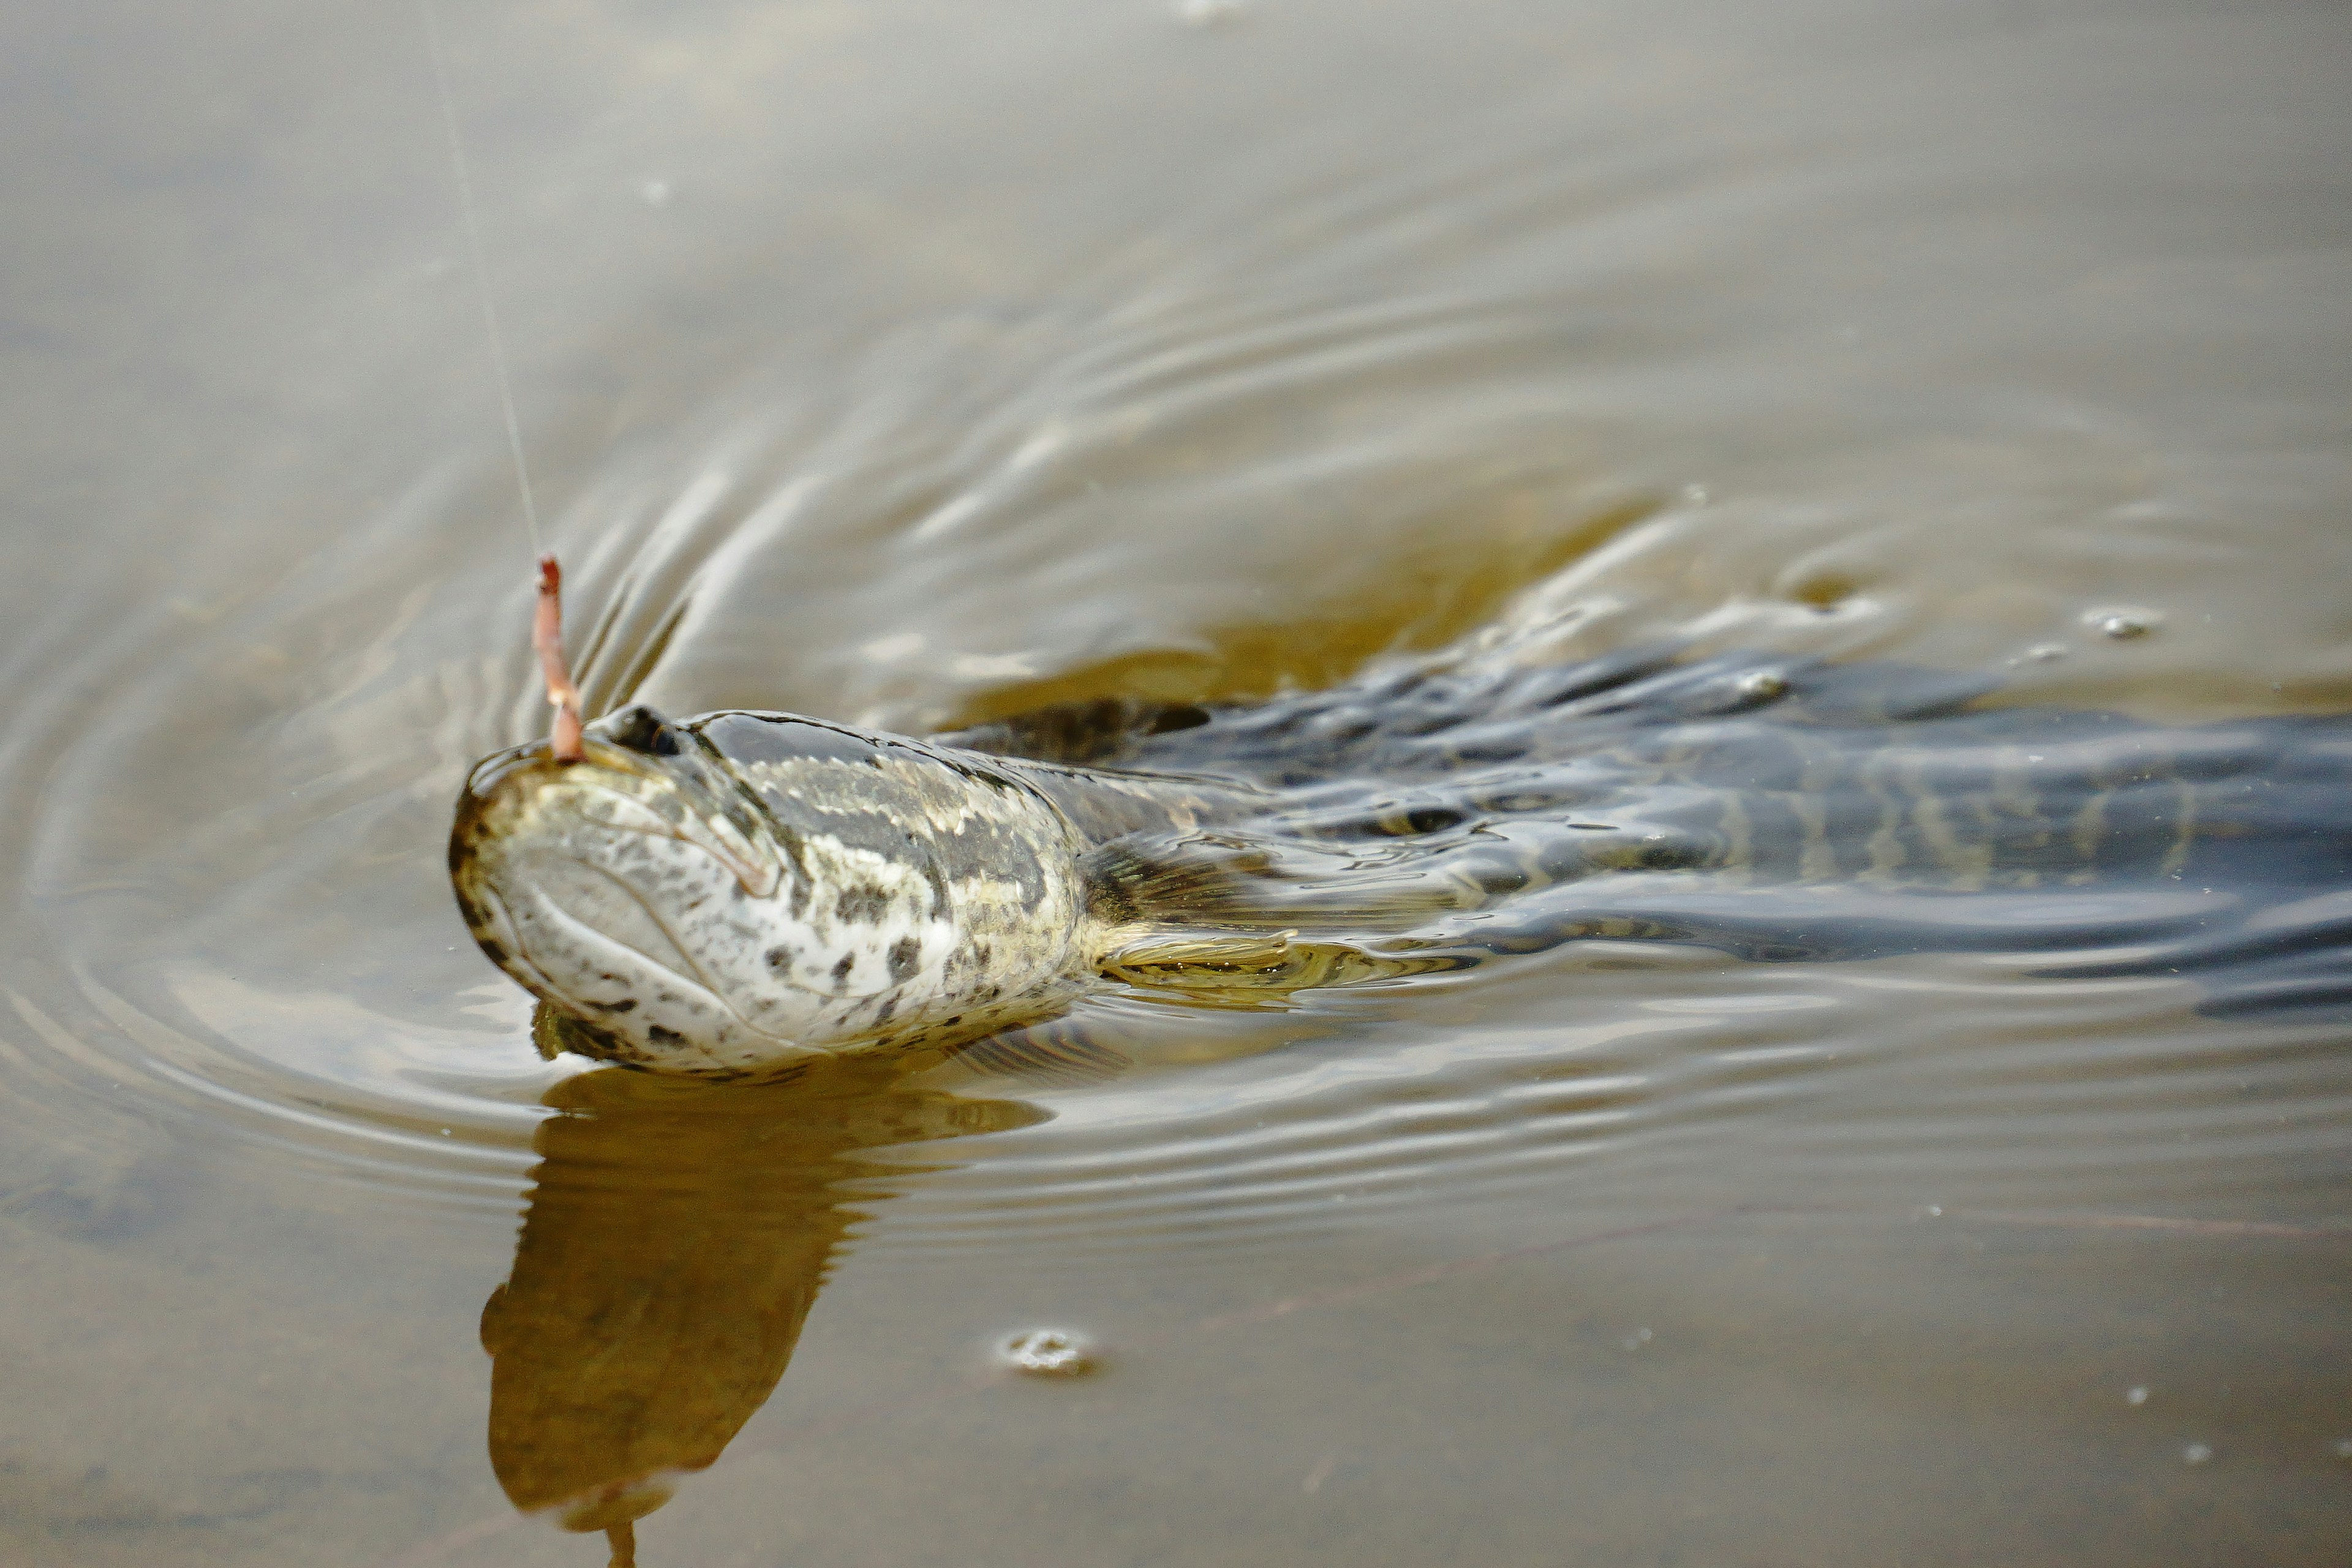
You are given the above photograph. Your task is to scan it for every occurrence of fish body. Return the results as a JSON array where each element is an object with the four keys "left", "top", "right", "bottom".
[
  {"left": 450, "top": 703, "right": 1254, "bottom": 1074},
  {"left": 451, "top": 651, "right": 2352, "bottom": 1074}
]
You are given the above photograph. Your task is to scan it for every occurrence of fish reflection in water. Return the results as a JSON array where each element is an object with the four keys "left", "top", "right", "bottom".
[{"left": 478, "top": 1054, "right": 1047, "bottom": 1561}]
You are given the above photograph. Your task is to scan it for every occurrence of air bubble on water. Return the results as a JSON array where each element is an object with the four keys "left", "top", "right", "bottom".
[
  {"left": 2127, "top": 1386, "right": 2149, "bottom": 1406},
  {"left": 639, "top": 177, "right": 674, "bottom": 208},
  {"left": 2332, "top": 1438, "right": 2352, "bottom": 1461},
  {"left": 1175, "top": 0, "right": 1247, "bottom": 26},
  {"left": 2009, "top": 643, "right": 2068, "bottom": 666},
  {"left": 2083, "top": 607, "right": 2161, "bottom": 640},
  {"left": 1917, "top": 1205, "right": 1943, "bottom": 1219},
  {"left": 1681, "top": 483, "right": 1709, "bottom": 505},
  {"left": 1735, "top": 671, "right": 1789, "bottom": 702},
  {"left": 2182, "top": 1442, "right": 2214, "bottom": 1465},
  {"left": 1001, "top": 1328, "right": 1098, "bottom": 1378},
  {"left": 1621, "top": 1327, "right": 1653, "bottom": 1351}
]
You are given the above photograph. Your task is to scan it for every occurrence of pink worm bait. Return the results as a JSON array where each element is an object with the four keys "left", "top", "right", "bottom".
[{"left": 533, "top": 554, "right": 584, "bottom": 763}]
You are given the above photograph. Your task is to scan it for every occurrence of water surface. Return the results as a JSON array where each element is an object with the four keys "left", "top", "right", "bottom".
[{"left": 2, "top": 0, "right": 2349, "bottom": 1562}]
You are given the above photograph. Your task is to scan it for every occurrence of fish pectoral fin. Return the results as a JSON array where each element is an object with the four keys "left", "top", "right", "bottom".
[
  {"left": 1101, "top": 926, "right": 1472, "bottom": 998},
  {"left": 1080, "top": 836, "right": 1263, "bottom": 922},
  {"left": 1098, "top": 927, "right": 1302, "bottom": 986},
  {"left": 533, "top": 1002, "right": 623, "bottom": 1061}
]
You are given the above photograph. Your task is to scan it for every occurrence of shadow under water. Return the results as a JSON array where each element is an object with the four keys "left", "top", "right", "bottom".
[{"left": 479, "top": 1058, "right": 1046, "bottom": 1559}]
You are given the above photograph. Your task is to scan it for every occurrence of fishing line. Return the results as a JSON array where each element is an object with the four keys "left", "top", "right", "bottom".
[
  {"left": 417, "top": 0, "right": 543, "bottom": 560},
  {"left": 418, "top": 0, "right": 583, "bottom": 756}
]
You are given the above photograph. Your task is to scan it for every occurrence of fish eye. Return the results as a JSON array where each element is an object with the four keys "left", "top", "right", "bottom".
[{"left": 603, "top": 703, "right": 684, "bottom": 758}]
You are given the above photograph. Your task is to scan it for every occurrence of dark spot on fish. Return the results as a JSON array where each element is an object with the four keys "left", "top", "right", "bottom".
[
  {"left": 647, "top": 1025, "right": 685, "bottom": 1047},
  {"left": 871, "top": 995, "right": 897, "bottom": 1027},
  {"left": 835, "top": 882, "right": 891, "bottom": 924},
  {"left": 888, "top": 936, "right": 921, "bottom": 984},
  {"left": 764, "top": 944, "right": 797, "bottom": 974},
  {"left": 585, "top": 998, "right": 638, "bottom": 1014},
  {"left": 475, "top": 938, "right": 508, "bottom": 965},
  {"left": 973, "top": 942, "right": 992, "bottom": 967},
  {"left": 786, "top": 879, "right": 810, "bottom": 920},
  {"left": 831, "top": 953, "right": 856, "bottom": 989}
]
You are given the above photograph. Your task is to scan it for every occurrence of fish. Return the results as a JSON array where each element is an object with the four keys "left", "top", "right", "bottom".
[
  {"left": 450, "top": 647, "right": 2352, "bottom": 1076},
  {"left": 448, "top": 699, "right": 1282, "bottom": 1076}
]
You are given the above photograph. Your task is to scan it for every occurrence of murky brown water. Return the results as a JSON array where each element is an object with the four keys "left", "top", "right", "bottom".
[{"left": 4, "top": 0, "right": 2350, "bottom": 1562}]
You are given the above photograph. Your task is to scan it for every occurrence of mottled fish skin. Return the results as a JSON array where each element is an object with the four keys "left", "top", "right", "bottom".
[
  {"left": 449, "top": 703, "right": 1253, "bottom": 1076},
  {"left": 949, "top": 650, "right": 2348, "bottom": 899},
  {"left": 944, "top": 651, "right": 2352, "bottom": 1014},
  {"left": 452, "top": 649, "right": 2352, "bottom": 1074}
]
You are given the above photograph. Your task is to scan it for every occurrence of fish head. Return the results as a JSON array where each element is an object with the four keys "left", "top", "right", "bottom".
[{"left": 448, "top": 703, "right": 973, "bottom": 1075}]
